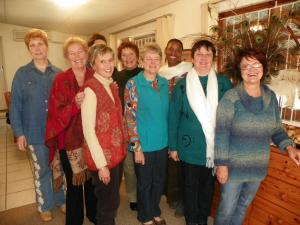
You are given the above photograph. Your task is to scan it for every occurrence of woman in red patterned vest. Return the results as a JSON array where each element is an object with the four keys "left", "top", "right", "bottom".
[{"left": 81, "top": 44, "right": 127, "bottom": 225}]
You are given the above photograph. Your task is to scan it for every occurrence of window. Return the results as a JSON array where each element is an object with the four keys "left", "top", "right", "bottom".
[
  {"left": 216, "top": 0, "right": 300, "bottom": 73},
  {"left": 131, "top": 33, "right": 156, "bottom": 49}
]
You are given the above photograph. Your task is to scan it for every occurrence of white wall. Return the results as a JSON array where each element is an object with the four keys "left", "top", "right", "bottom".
[
  {"left": 101, "top": 0, "right": 267, "bottom": 49},
  {"left": 0, "top": 22, "right": 86, "bottom": 91},
  {"left": 101, "top": 0, "right": 208, "bottom": 42}
]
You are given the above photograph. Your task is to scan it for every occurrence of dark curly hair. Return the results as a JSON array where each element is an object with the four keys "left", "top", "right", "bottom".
[
  {"left": 87, "top": 33, "right": 107, "bottom": 47},
  {"left": 226, "top": 48, "right": 268, "bottom": 84},
  {"left": 117, "top": 41, "right": 139, "bottom": 60}
]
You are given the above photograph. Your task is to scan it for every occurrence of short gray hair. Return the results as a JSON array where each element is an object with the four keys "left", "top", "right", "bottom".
[{"left": 139, "top": 43, "right": 162, "bottom": 61}]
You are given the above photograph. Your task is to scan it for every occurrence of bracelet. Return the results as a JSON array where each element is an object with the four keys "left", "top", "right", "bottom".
[{"left": 131, "top": 142, "right": 141, "bottom": 152}]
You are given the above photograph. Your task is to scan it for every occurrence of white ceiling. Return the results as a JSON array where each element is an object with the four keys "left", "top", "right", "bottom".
[{"left": 0, "top": 0, "right": 179, "bottom": 35}]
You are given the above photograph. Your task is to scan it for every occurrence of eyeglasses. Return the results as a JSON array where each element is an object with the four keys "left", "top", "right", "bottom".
[
  {"left": 240, "top": 63, "right": 263, "bottom": 70},
  {"left": 144, "top": 57, "right": 161, "bottom": 63}
]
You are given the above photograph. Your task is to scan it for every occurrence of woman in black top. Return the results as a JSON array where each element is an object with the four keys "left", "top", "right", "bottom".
[{"left": 113, "top": 41, "right": 141, "bottom": 210}]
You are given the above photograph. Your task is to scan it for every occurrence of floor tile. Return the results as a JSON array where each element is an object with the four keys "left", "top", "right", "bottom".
[
  {"left": 6, "top": 151, "right": 27, "bottom": 160},
  {"left": 6, "top": 189, "right": 35, "bottom": 210},
  {"left": 7, "top": 178, "right": 34, "bottom": 194},
  {"left": 0, "top": 194, "right": 5, "bottom": 211},
  {"left": 6, "top": 144, "right": 17, "bottom": 151},
  {"left": 6, "top": 157, "right": 29, "bottom": 165},
  {"left": 7, "top": 161, "right": 31, "bottom": 173},
  {"left": 0, "top": 164, "right": 5, "bottom": 174},
  {"left": 0, "top": 153, "right": 6, "bottom": 165},
  {"left": 0, "top": 181, "right": 6, "bottom": 195},
  {"left": 0, "top": 172, "right": 6, "bottom": 183},
  {"left": 0, "top": 160, "right": 6, "bottom": 167},
  {"left": 6, "top": 148, "right": 18, "bottom": 154},
  {"left": 7, "top": 169, "right": 33, "bottom": 182}
]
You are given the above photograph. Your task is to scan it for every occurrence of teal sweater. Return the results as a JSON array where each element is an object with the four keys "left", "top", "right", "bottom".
[
  {"left": 131, "top": 72, "right": 169, "bottom": 152},
  {"left": 214, "top": 84, "right": 293, "bottom": 182},
  {"left": 169, "top": 74, "right": 232, "bottom": 165}
]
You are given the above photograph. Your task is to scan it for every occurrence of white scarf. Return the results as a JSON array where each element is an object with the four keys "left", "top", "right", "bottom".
[
  {"left": 159, "top": 62, "right": 192, "bottom": 80},
  {"left": 186, "top": 68, "right": 218, "bottom": 168}
]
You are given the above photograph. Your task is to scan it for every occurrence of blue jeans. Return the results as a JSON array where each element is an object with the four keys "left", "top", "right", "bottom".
[
  {"left": 29, "top": 144, "right": 65, "bottom": 212},
  {"left": 214, "top": 181, "right": 261, "bottom": 225}
]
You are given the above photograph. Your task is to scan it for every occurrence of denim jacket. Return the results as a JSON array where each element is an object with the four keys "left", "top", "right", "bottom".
[{"left": 9, "top": 60, "right": 60, "bottom": 145}]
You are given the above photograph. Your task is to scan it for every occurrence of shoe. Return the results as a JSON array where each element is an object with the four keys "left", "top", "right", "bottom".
[
  {"left": 141, "top": 221, "right": 155, "bottom": 225},
  {"left": 40, "top": 211, "right": 53, "bottom": 222},
  {"left": 174, "top": 203, "right": 184, "bottom": 218},
  {"left": 130, "top": 202, "right": 138, "bottom": 211},
  {"left": 153, "top": 217, "right": 166, "bottom": 225},
  {"left": 59, "top": 204, "right": 66, "bottom": 214}
]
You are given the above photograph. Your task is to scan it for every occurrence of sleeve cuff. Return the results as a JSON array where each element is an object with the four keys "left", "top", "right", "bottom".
[
  {"left": 214, "top": 159, "right": 229, "bottom": 166},
  {"left": 14, "top": 129, "right": 24, "bottom": 138},
  {"left": 279, "top": 139, "right": 294, "bottom": 151}
]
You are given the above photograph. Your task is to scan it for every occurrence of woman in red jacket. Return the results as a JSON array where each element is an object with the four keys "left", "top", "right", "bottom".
[{"left": 46, "top": 37, "right": 97, "bottom": 225}]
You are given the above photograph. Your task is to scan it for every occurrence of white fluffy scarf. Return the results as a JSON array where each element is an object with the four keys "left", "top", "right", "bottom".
[
  {"left": 186, "top": 68, "right": 218, "bottom": 168},
  {"left": 159, "top": 62, "right": 192, "bottom": 80}
]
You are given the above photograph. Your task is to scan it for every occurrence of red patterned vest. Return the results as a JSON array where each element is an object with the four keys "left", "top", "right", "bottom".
[{"left": 82, "top": 78, "right": 127, "bottom": 171}]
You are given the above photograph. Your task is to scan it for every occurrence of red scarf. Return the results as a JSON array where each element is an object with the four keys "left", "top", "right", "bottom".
[{"left": 46, "top": 67, "right": 94, "bottom": 162}]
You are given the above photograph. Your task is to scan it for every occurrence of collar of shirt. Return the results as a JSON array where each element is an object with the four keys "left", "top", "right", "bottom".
[{"left": 28, "top": 60, "right": 56, "bottom": 74}]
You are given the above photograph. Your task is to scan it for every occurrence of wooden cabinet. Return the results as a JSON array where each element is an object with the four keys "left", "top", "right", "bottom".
[{"left": 211, "top": 146, "right": 300, "bottom": 225}]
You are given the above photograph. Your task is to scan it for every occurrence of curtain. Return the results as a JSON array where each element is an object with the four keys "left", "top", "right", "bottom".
[{"left": 155, "top": 15, "right": 174, "bottom": 62}]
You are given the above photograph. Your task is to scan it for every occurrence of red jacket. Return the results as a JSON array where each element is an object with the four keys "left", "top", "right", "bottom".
[
  {"left": 82, "top": 78, "right": 127, "bottom": 170},
  {"left": 46, "top": 67, "right": 94, "bottom": 162}
]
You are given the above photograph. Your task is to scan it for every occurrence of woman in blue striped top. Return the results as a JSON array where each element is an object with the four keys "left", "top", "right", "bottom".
[{"left": 214, "top": 48, "right": 300, "bottom": 225}]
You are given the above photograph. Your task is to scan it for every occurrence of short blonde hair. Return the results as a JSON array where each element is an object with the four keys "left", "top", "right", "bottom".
[
  {"left": 139, "top": 43, "right": 162, "bottom": 61},
  {"left": 63, "top": 37, "right": 88, "bottom": 59},
  {"left": 24, "top": 28, "right": 48, "bottom": 48},
  {"left": 88, "top": 44, "right": 114, "bottom": 66}
]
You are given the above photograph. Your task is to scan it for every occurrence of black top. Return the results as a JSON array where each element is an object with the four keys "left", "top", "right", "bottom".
[{"left": 113, "top": 67, "right": 143, "bottom": 112}]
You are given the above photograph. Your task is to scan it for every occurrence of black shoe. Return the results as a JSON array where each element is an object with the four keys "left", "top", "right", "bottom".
[{"left": 130, "top": 202, "right": 138, "bottom": 211}]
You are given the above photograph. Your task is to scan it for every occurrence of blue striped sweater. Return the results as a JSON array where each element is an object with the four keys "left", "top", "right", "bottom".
[{"left": 214, "top": 83, "right": 293, "bottom": 182}]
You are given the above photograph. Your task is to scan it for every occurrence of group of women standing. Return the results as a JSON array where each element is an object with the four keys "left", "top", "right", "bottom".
[{"left": 9, "top": 27, "right": 300, "bottom": 225}]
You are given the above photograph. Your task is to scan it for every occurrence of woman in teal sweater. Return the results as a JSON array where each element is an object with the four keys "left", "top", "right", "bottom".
[
  {"left": 168, "top": 40, "right": 232, "bottom": 225},
  {"left": 124, "top": 43, "right": 169, "bottom": 225},
  {"left": 214, "top": 48, "right": 300, "bottom": 225}
]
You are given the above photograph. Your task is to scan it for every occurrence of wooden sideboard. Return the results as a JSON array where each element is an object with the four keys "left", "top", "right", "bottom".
[{"left": 211, "top": 146, "right": 300, "bottom": 225}]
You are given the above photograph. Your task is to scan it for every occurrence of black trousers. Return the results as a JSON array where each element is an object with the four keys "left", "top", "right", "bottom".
[
  {"left": 91, "top": 163, "right": 123, "bottom": 225},
  {"left": 60, "top": 150, "right": 97, "bottom": 225},
  {"left": 166, "top": 159, "right": 183, "bottom": 204},
  {"left": 134, "top": 148, "right": 168, "bottom": 223},
  {"left": 182, "top": 162, "right": 215, "bottom": 225}
]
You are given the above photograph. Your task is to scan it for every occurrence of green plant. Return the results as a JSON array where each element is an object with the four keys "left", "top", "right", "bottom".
[{"left": 209, "top": 1, "right": 300, "bottom": 84}]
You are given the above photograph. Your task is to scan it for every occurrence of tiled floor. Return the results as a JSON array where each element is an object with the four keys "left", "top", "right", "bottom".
[
  {"left": 0, "top": 117, "right": 36, "bottom": 211},
  {"left": 0, "top": 116, "right": 214, "bottom": 225}
]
